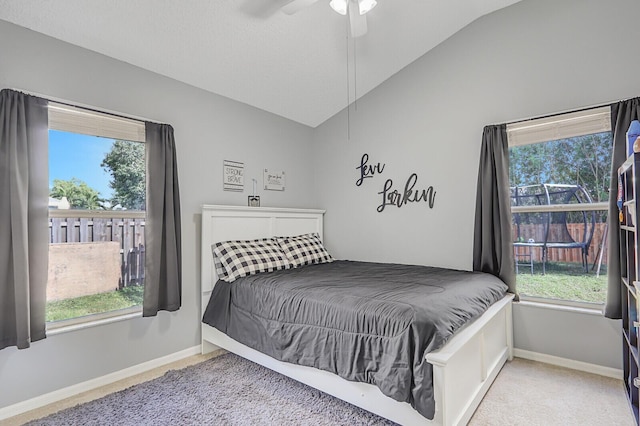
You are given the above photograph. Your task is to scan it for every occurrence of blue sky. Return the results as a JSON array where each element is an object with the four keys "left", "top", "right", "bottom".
[{"left": 49, "top": 130, "right": 114, "bottom": 199}]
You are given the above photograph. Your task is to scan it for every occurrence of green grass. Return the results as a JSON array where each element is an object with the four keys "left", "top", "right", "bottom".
[
  {"left": 46, "top": 285, "right": 144, "bottom": 322},
  {"left": 516, "top": 261, "right": 607, "bottom": 304}
]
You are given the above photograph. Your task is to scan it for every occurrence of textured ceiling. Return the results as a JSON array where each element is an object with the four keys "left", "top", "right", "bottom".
[{"left": 0, "top": 0, "right": 522, "bottom": 127}]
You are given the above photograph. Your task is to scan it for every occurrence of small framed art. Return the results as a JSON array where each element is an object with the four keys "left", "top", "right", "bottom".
[
  {"left": 223, "top": 160, "right": 244, "bottom": 192},
  {"left": 264, "top": 169, "right": 285, "bottom": 191}
]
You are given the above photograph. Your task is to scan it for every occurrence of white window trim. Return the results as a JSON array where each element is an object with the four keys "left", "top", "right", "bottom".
[
  {"left": 46, "top": 306, "right": 142, "bottom": 335},
  {"left": 48, "top": 209, "right": 146, "bottom": 219},
  {"left": 512, "top": 202, "right": 609, "bottom": 214},
  {"left": 516, "top": 298, "right": 605, "bottom": 315}
]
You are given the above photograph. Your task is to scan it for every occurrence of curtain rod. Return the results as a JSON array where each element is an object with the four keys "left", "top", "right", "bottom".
[
  {"left": 10, "top": 87, "right": 162, "bottom": 125},
  {"left": 500, "top": 95, "right": 638, "bottom": 127}
]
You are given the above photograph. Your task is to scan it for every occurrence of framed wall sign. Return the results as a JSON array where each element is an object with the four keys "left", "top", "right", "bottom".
[
  {"left": 264, "top": 169, "right": 285, "bottom": 191},
  {"left": 223, "top": 160, "right": 244, "bottom": 192}
]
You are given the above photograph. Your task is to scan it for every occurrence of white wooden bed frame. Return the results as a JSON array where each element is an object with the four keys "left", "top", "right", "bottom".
[{"left": 200, "top": 205, "right": 514, "bottom": 426}]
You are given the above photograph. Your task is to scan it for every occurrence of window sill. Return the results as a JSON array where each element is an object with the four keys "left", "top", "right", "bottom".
[
  {"left": 46, "top": 306, "right": 142, "bottom": 336},
  {"left": 516, "top": 297, "right": 604, "bottom": 316}
]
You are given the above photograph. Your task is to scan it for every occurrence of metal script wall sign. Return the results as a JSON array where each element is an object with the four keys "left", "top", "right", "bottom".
[{"left": 355, "top": 153, "right": 437, "bottom": 213}]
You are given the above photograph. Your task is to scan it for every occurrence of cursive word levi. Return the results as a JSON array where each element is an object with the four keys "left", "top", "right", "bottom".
[
  {"left": 377, "top": 173, "right": 436, "bottom": 213},
  {"left": 356, "top": 153, "right": 385, "bottom": 186}
]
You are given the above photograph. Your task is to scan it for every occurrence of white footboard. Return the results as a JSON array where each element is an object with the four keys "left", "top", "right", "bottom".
[{"left": 427, "top": 293, "right": 514, "bottom": 426}]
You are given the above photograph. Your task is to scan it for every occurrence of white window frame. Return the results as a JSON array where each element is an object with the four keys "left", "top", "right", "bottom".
[
  {"left": 46, "top": 103, "right": 147, "bottom": 331},
  {"left": 507, "top": 106, "right": 611, "bottom": 309}
]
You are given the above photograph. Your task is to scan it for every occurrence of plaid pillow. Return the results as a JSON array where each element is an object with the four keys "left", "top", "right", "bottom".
[
  {"left": 212, "top": 251, "right": 228, "bottom": 281},
  {"left": 276, "top": 233, "right": 333, "bottom": 267},
  {"left": 212, "top": 239, "right": 291, "bottom": 282}
]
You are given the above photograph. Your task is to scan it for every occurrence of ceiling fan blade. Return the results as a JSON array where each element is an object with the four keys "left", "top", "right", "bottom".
[
  {"left": 348, "top": 3, "right": 368, "bottom": 37},
  {"left": 281, "top": 0, "right": 320, "bottom": 15}
]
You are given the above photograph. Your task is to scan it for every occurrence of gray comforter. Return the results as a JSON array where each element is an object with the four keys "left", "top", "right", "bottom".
[{"left": 202, "top": 260, "right": 508, "bottom": 420}]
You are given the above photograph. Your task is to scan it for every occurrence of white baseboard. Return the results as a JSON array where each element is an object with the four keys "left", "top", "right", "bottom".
[
  {"left": 0, "top": 345, "right": 201, "bottom": 421},
  {"left": 514, "top": 348, "right": 623, "bottom": 380}
]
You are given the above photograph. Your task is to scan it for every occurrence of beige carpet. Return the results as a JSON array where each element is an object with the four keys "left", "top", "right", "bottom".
[
  {"left": 4, "top": 354, "right": 634, "bottom": 425},
  {"left": 470, "top": 358, "right": 634, "bottom": 426}
]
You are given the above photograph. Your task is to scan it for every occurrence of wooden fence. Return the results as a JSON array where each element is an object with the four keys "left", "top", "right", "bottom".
[
  {"left": 48, "top": 210, "right": 145, "bottom": 287},
  {"left": 513, "top": 222, "right": 608, "bottom": 266}
]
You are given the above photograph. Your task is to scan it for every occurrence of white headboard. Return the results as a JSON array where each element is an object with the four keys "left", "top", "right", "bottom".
[{"left": 200, "top": 205, "right": 325, "bottom": 313}]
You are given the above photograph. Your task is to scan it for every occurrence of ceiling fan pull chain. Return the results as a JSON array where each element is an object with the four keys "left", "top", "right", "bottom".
[
  {"left": 354, "top": 34, "right": 358, "bottom": 112},
  {"left": 346, "top": 11, "right": 351, "bottom": 141}
]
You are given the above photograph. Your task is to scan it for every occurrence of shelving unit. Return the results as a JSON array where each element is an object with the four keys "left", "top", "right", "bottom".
[{"left": 618, "top": 153, "right": 640, "bottom": 424}]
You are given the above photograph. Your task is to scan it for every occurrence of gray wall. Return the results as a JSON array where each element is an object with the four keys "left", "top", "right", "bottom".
[
  {"left": 513, "top": 304, "right": 621, "bottom": 367},
  {"left": 1, "top": 0, "right": 638, "bottom": 409},
  {"left": 312, "top": 0, "right": 640, "bottom": 369},
  {"left": 0, "top": 20, "right": 316, "bottom": 409}
]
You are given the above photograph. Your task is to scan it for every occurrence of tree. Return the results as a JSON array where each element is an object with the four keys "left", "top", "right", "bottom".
[
  {"left": 509, "top": 133, "right": 611, "bottom": 201},
  {"left": 509, "top": 132, "right": 612, "bottom": 221},
  {"left": 101, "top": 141, "right": 145, "bottom": 210},
  {"left": 50, "top": 178, "right": 105, "bottom": 209}
]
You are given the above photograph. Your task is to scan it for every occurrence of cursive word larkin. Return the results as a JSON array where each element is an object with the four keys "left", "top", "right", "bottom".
[{"left": 377, "top": 173, "right": 436, "bottom": 213}]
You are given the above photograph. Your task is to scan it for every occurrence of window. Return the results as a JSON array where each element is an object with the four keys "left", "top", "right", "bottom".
[
  {"left": 507, "top": 106, "right": 612, "bottom": 307},
  {"left": 47, "top": 103, "right": 146, "bottom": 327}
]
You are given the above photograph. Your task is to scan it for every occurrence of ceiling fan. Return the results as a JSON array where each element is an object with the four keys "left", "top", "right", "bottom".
[{"left": 282, "top": 0, "right": 378, "bottom": 37}]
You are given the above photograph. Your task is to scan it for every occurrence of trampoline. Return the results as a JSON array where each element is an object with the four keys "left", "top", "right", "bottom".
[{"left": 511, "top": 184, "right": 596, "bottom": 274}]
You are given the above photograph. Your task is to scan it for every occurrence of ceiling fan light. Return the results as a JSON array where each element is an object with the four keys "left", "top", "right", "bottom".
[
  {"left": 329, "top": 0, "right": 348, "bottom": 15},
  {"left": 358, "top": 0, "right": 377, "bottom": 15}
]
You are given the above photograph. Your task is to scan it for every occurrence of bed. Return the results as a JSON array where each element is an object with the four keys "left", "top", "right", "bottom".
[{"left": 200, "top": 205, "right": 514, "bottom": 426}]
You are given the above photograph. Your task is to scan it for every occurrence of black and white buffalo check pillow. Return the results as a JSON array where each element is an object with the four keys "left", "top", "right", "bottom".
[
  {"left": 276, "top": 233, "right": 333, "bottom": 267},
  {"left": 212, "top": 239, "right": 291, "bottom": 282}
]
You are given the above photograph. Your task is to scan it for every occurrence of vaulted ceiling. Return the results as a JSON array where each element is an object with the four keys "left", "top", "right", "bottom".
[{"left": 0, "top": 0, "right": 522, "bottom": 127}]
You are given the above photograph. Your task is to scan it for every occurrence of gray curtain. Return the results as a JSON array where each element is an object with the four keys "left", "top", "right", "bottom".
[
  {"left": 143, "top": 122, "right": 182, "bottom": 317},
  {"left": 473, "top": 124, "right": 517, "bottom": 296},
  {"left": 605, "top": 97, "right": 640, "bottom": 319},
  {"left": 0, "top": 89, "right": 49, "bottom": 350}
]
